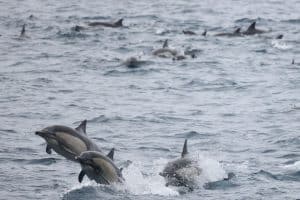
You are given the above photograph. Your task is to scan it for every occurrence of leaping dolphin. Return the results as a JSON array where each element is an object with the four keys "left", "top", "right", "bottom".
[
  {"left": 160, "top": 139, "right": 201, "bottom": 191},
  {"left": 88, "top": 18, "right": 123, "bottom": 28},
  {"left": 35, "top": 120, "right": 102, "bottom": 162},
  {"left": 242, "top": 22, "right": 266, "bottom": 35},
  {"left": 76, "top": 150, "right": 124, "bottom": 184}
]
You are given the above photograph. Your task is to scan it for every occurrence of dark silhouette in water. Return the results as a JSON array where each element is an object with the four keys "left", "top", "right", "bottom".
[
  {"left": 20, "top": 24, "right": 26, "bottom": 37},
  {"left": 292, "top": 59, "right": 295, "bottom": 64},
  {"left": 183, "top": 30, "right": 196, "bottom": 35},
  {"left": 202, "top": 29, "right": 207, "bottom": 36},
  {"left": 276, "top": 34, "right": 283, "bottom": 39},
  {"left": 88, "top": 18, "right": 123, "bottom": 28}
]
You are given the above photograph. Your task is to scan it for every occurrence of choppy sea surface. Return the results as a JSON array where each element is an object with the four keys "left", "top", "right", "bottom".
[{"left": 0, "top": 0, "right": 300, "bottom": 199}]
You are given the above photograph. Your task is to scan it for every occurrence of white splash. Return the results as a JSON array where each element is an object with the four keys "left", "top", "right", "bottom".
[
  {"left": 193, "top": 154, "right": 228, "bottom": 185},
  {"left": 271, "top": 40, "right": 293, "bottom": 50},
  {"left": 121, "top": 160, "right": 179, "bottom": 196},
  {"left": 282, "top": 161, "right": 300, "bottom": 171}
]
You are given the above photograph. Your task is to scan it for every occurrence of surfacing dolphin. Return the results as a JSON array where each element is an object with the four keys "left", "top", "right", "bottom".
[
  {"left": 76, "top": 150, "right": 124, "bottom": 184},
  {"left": 152, "top": 39, "right": 186, "bottom": 60},
  {"left": 242, "top": 22, "right": 266, "bottom": 35},
  {"left": 160, "top": 139, "right": 201, "bottom": 191},
  {"left": 35, "top": 120, "right": 102, "bottom": 162},
  {"left": 88, "top": 18, "right": 123, "bottom": 28},
  {"left": 215, "top": 27, "right": 242, "bottom": 37}
]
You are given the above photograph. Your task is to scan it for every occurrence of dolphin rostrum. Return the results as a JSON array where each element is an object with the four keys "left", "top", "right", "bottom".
[
  {"left": 160, "top": 139, "right": 202, "bottom": 191},
  {"left": 35, "top": 120, "right": 102, "bottom": 162},
  {"left": 76, "top": 150, "right": 124, "bottom": 184}
]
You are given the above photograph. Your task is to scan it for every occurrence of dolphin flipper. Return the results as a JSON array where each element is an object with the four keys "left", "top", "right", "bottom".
[
  {"left": 78, "top": 170, "right": 86, "bottom": 183},
  {"left": 75, "top": 120, "right": 87, "bottom": 135},
  {"left": 181, "top": 139, "right": 188, "bottom": 158},
  {"left": 107, "top": 148, "right": 115, "bottom": 160},
  {"left": 46, "top": 145, "right": 52, "bottom": 154}
]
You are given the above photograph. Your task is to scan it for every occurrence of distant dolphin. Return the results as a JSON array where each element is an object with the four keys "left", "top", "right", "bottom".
[
  {"left": 122, "top": 56, "right": 148, "bottom": 68},
  {"left": 292, "top": 59, "right": 295, "bottom": 64},
  {"left": 35, "top": 120, "right": 102, "bottom": 162},
  {"left": 242, "top": 22, "right": 266, "bottom": 35},
  {"left": 160, "top": 139, "right": 201, "bottom": 191},
  {"left": 183, "top": 30, "right": 196, "bottom": 35},
  {"left": 88, "top": 18, "right": 123, "bottom": 28},
  {"left": 153, "top": 39, "right": 186, "bottom": 60},
  {"left": 76, "top": 150, "right": 124, "bottom": 184},
  {"left": 202, "top": 29, "right": 207, "bottom": 36},
  {"left": 276, "top": 34, "right": 283, "bottom": 39},
  {"left": 215, "top": 27, "right": 242, "bottom": 37}
]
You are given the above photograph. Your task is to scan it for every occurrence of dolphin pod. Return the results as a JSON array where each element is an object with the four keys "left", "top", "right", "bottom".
[{"left": 160, "top": 139, "right": 202, "bottom": 191}]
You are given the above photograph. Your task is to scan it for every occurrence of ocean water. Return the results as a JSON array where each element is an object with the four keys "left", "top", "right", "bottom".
[{"left": 0, "top": 0, "right": 299, "bottom": 199}]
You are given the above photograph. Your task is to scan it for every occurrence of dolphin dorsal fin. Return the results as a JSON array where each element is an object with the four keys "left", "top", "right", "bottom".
[
  {"left": 75, "top": 120, "right": 87, "bottom": 135},
  {"left": 202, "top": 29, "right": 207, "bottom": 36},
  {"left": 114, "top": 18, "right": 123, "bottom": 27},
  {"left": 20, "top": 24, "right": 26, "bottom": 37},
  {"left": 107, "top": 148, "right": 115, "bottom": 160},
  {"left": 163, "top": 39, "right": 168, "bottom": 48},
  {"left": 181, "top": 139, "right": 188, "bottom": 158},
  {"left": 247, "top": 22, "right": 256, "bottom": 31},
  {"left": 234, "top": 27, "right": 241, "bottom": 34}
]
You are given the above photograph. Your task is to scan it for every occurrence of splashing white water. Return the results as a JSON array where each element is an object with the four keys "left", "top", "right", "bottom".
[
  {"left": 283, "top": 161, "right": 300, "bottom": 171},
  {"left": 64, "top": 153, "right": 227, "bottom": 196},
  {"left": 121, "top": 160, "right": 179, "bottom": 196},
  {"left": 271, "top": 40, "right": 292, "bottom": 50}
]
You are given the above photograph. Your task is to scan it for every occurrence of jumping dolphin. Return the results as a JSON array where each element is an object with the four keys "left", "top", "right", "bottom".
[
  {"left": 88, "top": 18, "right": 123, "bottom": 28},
  {"left": 76, "top": 150, "right": 124, "bottom": 184},
  {"left": 242, "top": 22, "right": 266, "bottom": 35},
  {"left": 160, "top": 139, "right": 201, "bottom": 191},
  {"left": 35, "top": 120, "right": 102, "bottom": 162},
  {"left": 215, "top": 27, "right": 242, "bottom": 37}
]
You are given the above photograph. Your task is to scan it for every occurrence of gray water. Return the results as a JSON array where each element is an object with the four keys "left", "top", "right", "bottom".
[{"left": 0, "top": 0, "right": 300, "bottom": 199}]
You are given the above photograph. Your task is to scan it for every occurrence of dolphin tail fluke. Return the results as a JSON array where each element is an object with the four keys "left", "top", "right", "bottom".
[
  {"left": 181, "top": 139, "right": 188, "bottom": 158},
  {"left": 78, "top": 170, "right": 85, "bottom": 183},
  {"left": 107, "top": 148, "right": 115, "bottom": 160},
  {"left": 114, "top": 18, "right": 123, "bottom": 27},
  {"left": 163, "top": 39, "right": 168, "bottom": 48},
  {"left": 75, "top": 120, "right": 87, "bottom": 134},
  {"left": 247, "top": 22, "right": 256, "bottom": 31}
]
